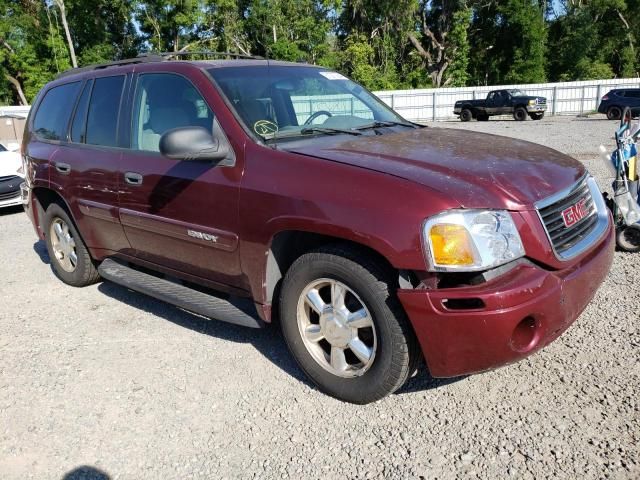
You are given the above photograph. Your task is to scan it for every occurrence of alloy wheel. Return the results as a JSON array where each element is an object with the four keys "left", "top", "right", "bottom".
[
  {"left": 296, "top": 278, "right": 377, "bottom": 378},
  {"left": 49, "top": 217, "right": 78, "bottom": 272}
]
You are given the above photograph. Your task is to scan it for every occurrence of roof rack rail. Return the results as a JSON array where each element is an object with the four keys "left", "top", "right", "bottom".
[
  {"left": 154, "top": 51, "right": 264, "bottom": 60},
  {"left": 56, "top": 51, "right": 263, "bottom": 79}
]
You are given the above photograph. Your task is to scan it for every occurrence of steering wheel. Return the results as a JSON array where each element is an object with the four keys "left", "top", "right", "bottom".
[{"left": 304, "top": 110, "right": 333, "bottom": 125}]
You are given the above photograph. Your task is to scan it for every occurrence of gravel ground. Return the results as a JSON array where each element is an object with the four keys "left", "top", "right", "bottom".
[{"left": 1, "top": 116, "right": 638, "bottom": 479}]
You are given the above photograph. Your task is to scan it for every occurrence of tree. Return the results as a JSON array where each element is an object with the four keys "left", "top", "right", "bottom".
[
  {"left": 53, "top": 0, "right": 77, "bottom": 67},
  {"left": 136, "top": 0, "right": 203, "bottom": 52},
  {"left": 0, "top": 0, "right": 70, "bottom": 104}
]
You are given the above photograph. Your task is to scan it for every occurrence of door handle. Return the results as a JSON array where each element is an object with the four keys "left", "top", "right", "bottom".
[
  {"left": 55, "top": 162, "right": 71, "bottom": 174},
  {"left": 124, "top": 172, "right": 143, "bottom": 186}
]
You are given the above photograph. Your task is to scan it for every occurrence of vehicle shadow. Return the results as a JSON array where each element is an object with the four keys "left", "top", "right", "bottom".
[
  {"left": 396, "top": 371, "right": 466, "bottom": 395},
  {"left": 62, "top": 465, "right": 110, "bottom": 480},
  {"left": 0, "top": 205, "right": 23, "bottom": 216},
  {"left": 32, "top": 239, "right": 463, "bottom": 397},
  {"left": 97, "top": 280, "right": 313, "bottom": 387},
  {"left": 33, "top": 240, "right": 50, "bottom": 263}
]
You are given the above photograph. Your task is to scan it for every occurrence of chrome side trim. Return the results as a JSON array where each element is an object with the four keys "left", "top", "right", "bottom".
[{"left": 535, "top": 176, "right": 610, "bottom": 261}]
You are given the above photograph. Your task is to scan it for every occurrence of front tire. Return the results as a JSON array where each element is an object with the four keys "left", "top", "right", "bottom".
[
  {"left": 513, "top": 107, "right": 527, "bottom": 121},
  {"left": 43, "top": 203, "right": 100, "bottom": 287},
  {"left": 530, "top": 112, "right": 544, "bottom": 120},
  {"left": 280, "top": 245, "right": 419, "bottom": 404}
]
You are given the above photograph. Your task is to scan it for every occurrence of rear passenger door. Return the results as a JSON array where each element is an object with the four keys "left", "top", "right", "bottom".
[
  {"left": 52, "top": 74, "right": 131, "bottom": 255},
  {"left": 117, "top": 71, "right": 243, "bottom": 290}
]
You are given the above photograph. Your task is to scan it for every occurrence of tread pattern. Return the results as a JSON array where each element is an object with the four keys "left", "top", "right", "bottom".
[{"left": 281, "top": 243, "right": 422, "bottom": 404}]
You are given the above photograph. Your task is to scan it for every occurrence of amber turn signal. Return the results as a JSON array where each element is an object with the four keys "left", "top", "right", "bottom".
[{"left": 429, "top": 224, "right": 476, "bottom": 266}]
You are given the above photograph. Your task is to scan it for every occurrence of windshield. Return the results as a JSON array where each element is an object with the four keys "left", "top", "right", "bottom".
[
  {"left": 509, "top": 89, "right": 527, "bottom": 97},
  {"left": 208, "top": 65, "right": 410, "bottom": 140}
]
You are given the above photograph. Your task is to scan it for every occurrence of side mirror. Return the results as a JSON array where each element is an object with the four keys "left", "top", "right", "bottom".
[{"left": 159, "top": 126, "right": 228, "bottom": 162}]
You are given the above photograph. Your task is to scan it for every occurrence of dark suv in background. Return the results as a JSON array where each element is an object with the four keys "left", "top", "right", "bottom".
[
  {"left": 20, "top": 54, "right": 614, "bottom": 404},
  {"left": 598, "top": 88, "right": 640, "bottom": 119}
]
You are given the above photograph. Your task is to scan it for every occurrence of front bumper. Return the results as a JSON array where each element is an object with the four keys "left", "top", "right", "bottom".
[
  {"left": 398, "top": 221, "right": 614, "bottom": 377},
  {"left": 526, "top": 104, "right": 547, "bottom": 113}
]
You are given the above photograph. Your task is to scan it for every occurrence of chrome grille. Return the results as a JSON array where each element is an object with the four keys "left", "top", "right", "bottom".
[
  {"left": 0, "top": 190, "right": 19, "bottom": 201},
  {"left": 538, "top": 177, "right": 598, "bottom": 257}
]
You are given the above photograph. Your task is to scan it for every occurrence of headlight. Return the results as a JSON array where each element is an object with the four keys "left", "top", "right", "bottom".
[
  {"left": 423, "top": 210, "right": 525, "bottom": 272},
  {"left": 528, "top": 99, "right": 536, "bottom": 105}
]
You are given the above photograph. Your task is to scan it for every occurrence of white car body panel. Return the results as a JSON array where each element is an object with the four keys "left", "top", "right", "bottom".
[{"left": 0, "top": 150, "right": 24, "bottom": 208}]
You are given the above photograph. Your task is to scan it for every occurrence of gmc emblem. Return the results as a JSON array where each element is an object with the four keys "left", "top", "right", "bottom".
[{"left": 561, "top": 198, "right": 588, "bottom": 228}]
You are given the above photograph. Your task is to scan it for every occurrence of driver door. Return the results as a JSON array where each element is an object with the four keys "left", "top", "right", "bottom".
[
  {"left": 117, "top": 71, "right": 244, "bottom": 289},
  {"left": 498, "top": 92, "right": 512, "bottom": 114}
]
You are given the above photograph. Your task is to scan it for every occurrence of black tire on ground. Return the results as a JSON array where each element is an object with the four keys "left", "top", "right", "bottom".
[
  {"left": 43, "top": 203, "right": 101, "bottom": 287},
  {"left": 279, "top": 244, "right": 421, "bottom": 404},
  {"left": 513, "top": 107, "right": 527, "bottom": 121},
  {"left": 477, "top": 114, "right": 489, "bottom": 121},
  {"left": 607, "top": 106, "right": 622, "bottom": 120},
  {"left": 460, "top": 108, "right": 473, "bottom": 122},
  {"left": 530, "top": 112, "right": 544, "bottom": 120},
  {"left": 616, "top": 225, "right": 640, "bottom": 253}
]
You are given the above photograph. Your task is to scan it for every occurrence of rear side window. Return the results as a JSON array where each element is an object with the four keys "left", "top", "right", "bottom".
[
  {"left": 85, "top": 76, "right": 125, "bottom": 147},
  {"left": 32, "top": 82, "right": 81, "bottom": 141},
  {"left": 624, "top": 90, "right": 640, "bottom": 98},
  {"left": 70, "top": 80, "right": 93, "bottom": 143}
]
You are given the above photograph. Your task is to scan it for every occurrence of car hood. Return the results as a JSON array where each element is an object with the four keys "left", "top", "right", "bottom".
[
  {"left": 0, "top": 151, "right": 22, "bottom": 178},
  {"left": 286, "top": 128, "right": 585, "bottom": 211}
]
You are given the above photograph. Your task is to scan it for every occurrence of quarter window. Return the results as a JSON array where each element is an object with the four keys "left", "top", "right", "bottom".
[
  {"left": 85, "top": 76, "right": 125, "bottom": 147},
  {"left": 32, "top": 82, "right": 81, "bottom": 141},
  {"left": 131, "top": 73, "right": 214, "bottom": 152}
]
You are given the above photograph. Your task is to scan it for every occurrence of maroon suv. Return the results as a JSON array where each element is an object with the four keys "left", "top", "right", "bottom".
[{"left": 21, "top": 55, "right": 614, "bottom": 404}]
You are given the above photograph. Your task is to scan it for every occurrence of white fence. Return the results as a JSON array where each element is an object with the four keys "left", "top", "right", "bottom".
[
  {"left": 0, "top": 106, "right": 29, "bottom": 118},
  {"left": 4, "top": 77, "right": 640, "bottom": 126},
  {"left": 373, "top": 78, "right": 640, "bottom": 122}
]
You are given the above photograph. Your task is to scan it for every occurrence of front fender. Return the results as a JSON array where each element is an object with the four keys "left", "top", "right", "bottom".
[{"left": 238, "top": 143, "right": 458, "bottom": 307}]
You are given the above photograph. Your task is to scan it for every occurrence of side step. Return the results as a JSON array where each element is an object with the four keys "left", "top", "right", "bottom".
[{"left": 98, "top": 258, "right": 264, "bottom": 328}]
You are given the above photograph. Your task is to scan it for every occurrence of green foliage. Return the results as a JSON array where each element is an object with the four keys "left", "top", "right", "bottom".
[
  {"left": 445, "top": 8, "right": 472, "bottom": 87},
  {"left": 1, "top": 0, "right": 639, "bottom": 105}
]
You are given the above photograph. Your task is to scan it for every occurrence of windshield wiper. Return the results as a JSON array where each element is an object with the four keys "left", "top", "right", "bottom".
[
  {"left": 299, "top": 127, "right": 363, "bottom": 136},
  {"left": 354, "top": 120, "right": 419, "bottom": 130}
]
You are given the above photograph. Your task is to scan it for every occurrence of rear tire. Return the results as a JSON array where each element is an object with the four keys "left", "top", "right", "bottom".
[
  {"left": 616, "top": 225, "right": 640, "bottom": 252},
  {"left": 43, "top": 203, "right": 100, "bottom": 287},
  {"left": 477, "top": 114, "right": 489, "bottom": 121},
  {"left": 513, "top": 107, "right": 527, "bottom": 121},
  {"left": 279, "top": 245, "right": 420, "bottom": 404},
  {"left": 607, "top": 106, "right": 622, "bottom": 120},
  {"left": 460, "top": 109, "right": 473, "bottom": 122}
]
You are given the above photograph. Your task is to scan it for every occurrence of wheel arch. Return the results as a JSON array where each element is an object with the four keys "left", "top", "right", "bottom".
[
  {"left": 32, "top": 187, "right": 86, "bottom": 246},
  {"left": 31, "top": 187, "right": 73, "bottom": 236},
  {"left": 263, "top": 230, "right": 414, "bottom": 313}
]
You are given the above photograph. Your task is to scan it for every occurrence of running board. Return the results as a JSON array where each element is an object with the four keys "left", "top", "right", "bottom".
[{"left": 98, "top": 258, "right": 264, "bottom": 328}]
